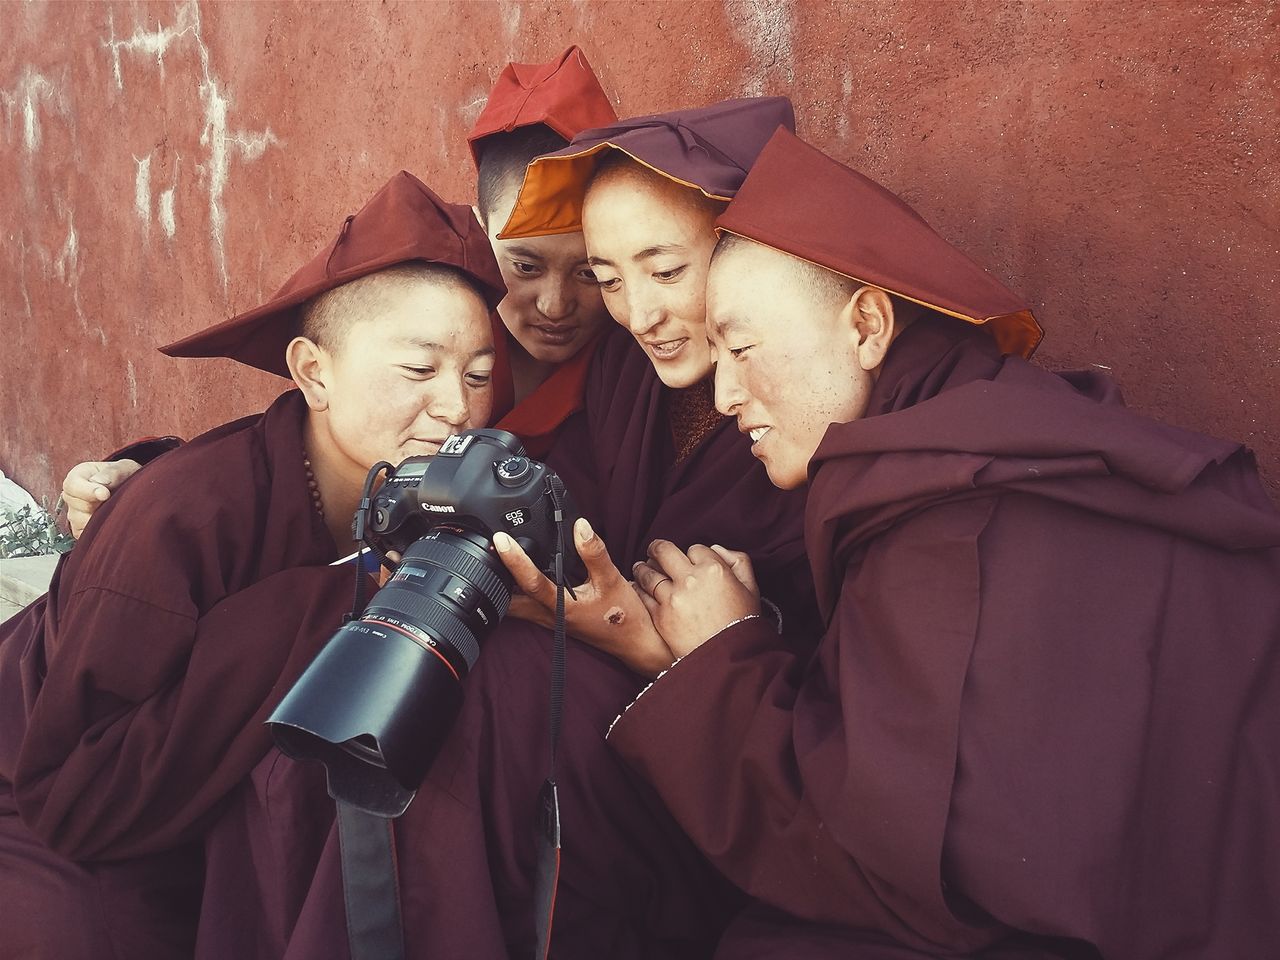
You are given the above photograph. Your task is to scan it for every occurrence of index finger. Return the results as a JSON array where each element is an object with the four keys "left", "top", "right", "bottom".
[
  {"left": 494, "top": 531, "right": 557, "bottom": 608},
  {"left": 62, "top": 462, "right": 114, "bottom": 503},
  {"left": 645, "top": 539, "right": 695, "bottom": 581}
]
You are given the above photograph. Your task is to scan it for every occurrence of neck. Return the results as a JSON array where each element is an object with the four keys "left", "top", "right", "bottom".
[
  {"left": 303, "top": 413, "right": 365, "bottom": 551},
  {"left": 507, "top": 336, "right": 555, "bottom": 404}
]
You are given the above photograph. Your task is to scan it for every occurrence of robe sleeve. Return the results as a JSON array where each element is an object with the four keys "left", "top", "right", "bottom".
[
  {"left": 607, "top": 498, "right": 1002, "bottom": 954},
  {"left": 14, "top": 564, "right": 353, "bottom": 861},
  {"left": 607, "top": 619, "right": 879, "bottom": 917}
]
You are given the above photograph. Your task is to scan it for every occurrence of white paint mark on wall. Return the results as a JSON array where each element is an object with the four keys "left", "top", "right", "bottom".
[
  {"left": 457, "top": 86, "right": 490, "bottom": 128},
  {"left": 498, "top": 0, "right": 523, "bottom": 54},
  {"left": 1, "top": 68, "right": 66, "bottom": 153},
  {"left": 838, "top": 70, "right": 853, "bottom": 138},
  {"left": 53, "top": 213, "right": 78, "bottom": 282},
  {"left": 726, "top": 0, "right": 795, "bottom": 96},
  {"left": 134, "top": 153, "right": 152, "bottom": 233},
  {"left": 102, "top": 5, "right": 196, "bottom": 91},
  {"left": 15, "top": 238, "right": 34, "bottom": 321},
  {"left": 158, "top": 187, "right": 177, "bottom": 238},
  {"left": 126, "top": 360, "right": 139, "bottom": 408},
  {"left": 101, "top": 0, "right": 281, "bottom": 293}
]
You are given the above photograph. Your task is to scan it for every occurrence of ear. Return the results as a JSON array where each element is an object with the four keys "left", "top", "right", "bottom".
[
  {"left": 843, "top": 286, "right": 898, "bottom": 372},
  {"left": 286, "top": 336, "right": 331, "bottom": 412}
]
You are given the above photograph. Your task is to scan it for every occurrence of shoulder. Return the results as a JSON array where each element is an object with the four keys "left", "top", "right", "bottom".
[{"left": 63, "top": 394, "right": 303, "bottom": 611}]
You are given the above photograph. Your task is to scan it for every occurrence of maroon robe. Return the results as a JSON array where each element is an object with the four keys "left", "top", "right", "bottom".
[
  {"left": 608, "top": 317, "right": 1280, "bottom": 958},
  {"left": 572, "top": 323, "right": 815, "bottom": 628},
  {"left": 0, "top": 389, "right": 357, "bottom": 957},
  {"left": 245, "top": 326, "right": 816, "bottom": 960}
]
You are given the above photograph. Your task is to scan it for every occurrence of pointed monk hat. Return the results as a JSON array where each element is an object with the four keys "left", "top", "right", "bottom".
[
  {"left": 498, "top": 96, "right": 796, "bottom": 239},
  {"left": 160, "top": 171, "right": 507, "bottom": 379},
  {"left": 716, "top": 129, "right": 1044, "bottom": 358},
  {"left": 467, "top": 45, "right": 617, "bottom": 167}
]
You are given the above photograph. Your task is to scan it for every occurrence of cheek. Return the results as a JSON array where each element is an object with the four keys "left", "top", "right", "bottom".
[
  {"left": 671, "top": 284, "right": 706, "bottom": 330},
  {"left": 468, "top": 387, "right": 494, "bottom": 428},
  {"left": 600, "top": 288, "right": 629, "bottom": 327},
  {"left": 497, "top": 284, "right": 537, "bottom": 324}
]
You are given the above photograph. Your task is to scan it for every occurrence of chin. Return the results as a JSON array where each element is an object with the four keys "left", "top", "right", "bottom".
[
  {"left": 764, "top": 457, "right": 808, "bottom": 490},
  {"left": 653, "top": 355, "right": 713, "bottom": 390}
]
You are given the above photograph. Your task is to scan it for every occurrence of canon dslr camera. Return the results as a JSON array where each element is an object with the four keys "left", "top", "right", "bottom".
[{"left": 268, "top": 429, "right": 579, "bottom": 817}]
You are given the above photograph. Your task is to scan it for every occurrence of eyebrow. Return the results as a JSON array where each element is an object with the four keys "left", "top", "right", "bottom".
[
  {"left": 398, "top": 338, "right": 497, "bottom": 360},
  {"left": 712, "top": 317, "right": 741, "bottom": 339},
  {"left": 504, "top": 245, "right": 546, "bottom": 261},
  {"left": 588, "top": 243, "right": 685, "bottom": 269}
]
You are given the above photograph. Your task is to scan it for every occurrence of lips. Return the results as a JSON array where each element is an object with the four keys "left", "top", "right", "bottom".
[
  {"left": 530, "top": 324, "right": 580, "bottom": 346},
  {"left": 644, "top": 337, "right": 688, "bottom": 361}
]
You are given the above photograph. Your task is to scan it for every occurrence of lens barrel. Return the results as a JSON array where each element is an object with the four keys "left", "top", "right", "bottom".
[{"left": 268, "top": 529, "right": 513, "bottom": 817}]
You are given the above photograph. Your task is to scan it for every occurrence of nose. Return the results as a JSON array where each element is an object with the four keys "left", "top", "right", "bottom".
[
  {"left": 624, "top": 287, "right": 663, "bottom": 338},
  {"left": 535, "top": 275, "right": 576, "bottom": 322},
  {"left": 426, "top": 373, "right": 471, "bottom": 429},
  {"left": 714, "top": 357, "right": 746, "bottom": 416}
]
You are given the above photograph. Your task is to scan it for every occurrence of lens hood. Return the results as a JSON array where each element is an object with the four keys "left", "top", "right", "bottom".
[{"left": 268, "top": 618, "right": 465, "bottom": 817}]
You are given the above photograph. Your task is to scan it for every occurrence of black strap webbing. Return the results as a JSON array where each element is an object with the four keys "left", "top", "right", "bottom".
[
  {"left": 337, "top": 801, "right": 406, "bottom": 960},
  {"left": 532, "top": 477, "right": 571, "bottom": 960}
]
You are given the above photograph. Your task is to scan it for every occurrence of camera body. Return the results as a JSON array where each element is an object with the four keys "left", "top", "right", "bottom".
[
  {"left": 366, "top": 429, "right": 571, "bottom": 580},
  {"left": 269, "top": 428, "right": 580, "bottom": 818}
]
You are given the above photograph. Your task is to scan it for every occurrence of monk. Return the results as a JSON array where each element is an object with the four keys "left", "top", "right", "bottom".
[
  {"left": 0, "top": 171, "right": 506, "bottom": 958},
  {"left": 494, "top": 96, "right": 817, "bottom": 669},
  {"left": 609, "top": 130, "right": 1280, "bottom": 958},
  {"left": 276, "top": 99, "right": 816, "bottom": 960},
  {"left": 60, "top": 45, "right": 616, "bottom": 535}
]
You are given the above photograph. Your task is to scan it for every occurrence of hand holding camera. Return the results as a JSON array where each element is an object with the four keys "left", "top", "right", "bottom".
[
  {"left": 269, "top": 429, "right": 581, "bottom": 817},
  {"left": 495, "top": 518, "right": 677, "bottom": 679}
]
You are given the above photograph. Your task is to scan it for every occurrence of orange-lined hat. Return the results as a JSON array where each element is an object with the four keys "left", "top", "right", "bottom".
[
  {"left": 467, "top": 45, "right": 617, "bottom": 167},
  {"left": 160, "top": 171, "right": 506, "bottom": 378},
  {"left": 716, "top": 129, "right": 1043, "bottom": 358},
  {"left": 498, "top": 97, "right": 795, "bottom": 239}
]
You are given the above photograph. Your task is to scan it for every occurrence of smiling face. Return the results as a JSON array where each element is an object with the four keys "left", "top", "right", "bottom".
[
  {"left": 484, "top": 189, "right": 610, "bottom": 364},
  {"left": 293, "top": 266, "right": 496, "bottom": 493},
  {"left": 707, "top": 238, "right": 899, "bottom": 489},
  {"left": 581, "top": 160, "right": 724, "bottom": 388}
]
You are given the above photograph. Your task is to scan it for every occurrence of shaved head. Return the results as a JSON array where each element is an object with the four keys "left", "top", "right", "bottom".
[
  {"left": 299, "top": 262, "right": 482, "bottom": 353},
  {"left": 475, "top": 124, "right": 570, "bottom": 225},
  {"left": 585, "top": 151, "right": 727, "bottom": 224},
  {"left": 712, "top": 232, "right": 857, "bottom": 310}
]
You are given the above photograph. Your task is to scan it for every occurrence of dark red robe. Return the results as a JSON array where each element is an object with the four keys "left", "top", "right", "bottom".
[
  {"left": 248, "top": 326, "right": 818, "bottom": 960},
  {"left": 608, "top": 317, "right": 1280, "bottom": 958},
  {"left": 0, "top": 389, "right": 357, "bottom": 957}
]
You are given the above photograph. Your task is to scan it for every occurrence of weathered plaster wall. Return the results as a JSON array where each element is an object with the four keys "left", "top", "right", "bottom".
[{"left": 2, "top": 0, "right": 1277, "bottom": 504}]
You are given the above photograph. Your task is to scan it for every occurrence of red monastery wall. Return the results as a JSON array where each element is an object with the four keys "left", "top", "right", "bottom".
[{"left": 2, "top": 0, "right": 1277, "bottom": 503}]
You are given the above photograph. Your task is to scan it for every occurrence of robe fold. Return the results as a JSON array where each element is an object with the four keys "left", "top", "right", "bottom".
[
  {"left": 0, "top": 389, "right": 358, "bottom": 957},
  {"left": 261, "top": 326, "right": 818, "bottom": 958},
  {"left": 575, "top": 324, "right": 814, "bottom": 628},
  {"left": 608, "top": 317, "right": 1280, "bottom": 958}
]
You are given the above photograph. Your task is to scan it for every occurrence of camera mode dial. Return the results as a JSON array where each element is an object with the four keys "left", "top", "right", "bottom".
[{"left": 496, "top": 456, "right": 532, "bottom": 488}]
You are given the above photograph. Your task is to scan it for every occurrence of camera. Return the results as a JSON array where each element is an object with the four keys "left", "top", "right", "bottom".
[{"left": 268, "top": 429, "right": 579, "bottom": 817}]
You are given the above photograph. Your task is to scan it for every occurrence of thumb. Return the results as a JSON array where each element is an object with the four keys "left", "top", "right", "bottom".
[
  {"left": 709, "top": 545, "right": 759, "bottom": 595},
  {"left": 575, "top": 518, "right": 622, "bottom": 585}
]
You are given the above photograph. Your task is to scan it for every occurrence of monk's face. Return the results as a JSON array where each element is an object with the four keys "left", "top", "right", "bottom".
[
  {"left": 485, "top": 192, "right": 609, "bottom": 364},
  {"left": 316, "top": 280, "right": 496, "bottom": 474},
  {"left": 581, "top": 167, "right": 721, "bottom": 388},
  {"left": 707, "top": 242, "right": 878, "bottom": 489}
]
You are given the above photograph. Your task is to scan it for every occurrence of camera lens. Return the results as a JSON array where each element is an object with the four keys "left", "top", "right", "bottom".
[
  {"left": 268, "top": 527, "right": 513, "bottom": 816},
  {"left": 362, "top": 528, "right": 512, "bottom": 676}
]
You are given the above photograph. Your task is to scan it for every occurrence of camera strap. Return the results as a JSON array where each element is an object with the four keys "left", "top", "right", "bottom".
[
  {"left": 533, "top": 475, "right": 572, "bottom": 960},
  {"left": 337, "top": 800, "right": 405, "bottom": 960}
]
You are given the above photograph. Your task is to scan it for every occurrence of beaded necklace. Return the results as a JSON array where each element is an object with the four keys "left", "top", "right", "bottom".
[{"left": 302, "top": 453, "right": 326, "bottom": 521}]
